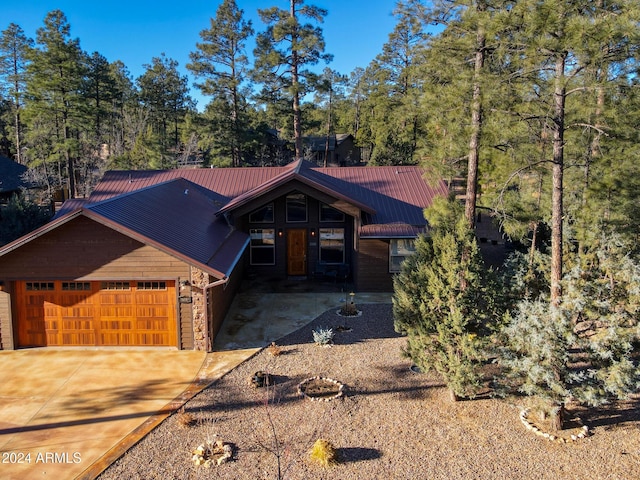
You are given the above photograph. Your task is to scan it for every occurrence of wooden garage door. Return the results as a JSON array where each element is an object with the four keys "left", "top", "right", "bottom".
[{"left": 16, "top": 281, "right": 177, "bottom": 347}]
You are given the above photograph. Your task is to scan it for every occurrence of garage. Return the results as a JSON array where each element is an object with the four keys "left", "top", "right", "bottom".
[{"left": 15, "top": 280, "right": 177, "bottom": 347}]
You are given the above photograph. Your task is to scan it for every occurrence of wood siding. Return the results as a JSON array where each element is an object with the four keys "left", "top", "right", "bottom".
[
  {"left": 209, "top": 255, "right": 244, "bottom": 343},
  {"left": 180, "top": 299, "right": 194, "bottom": 350},
  {"left": 0, "top": 216, "right": 192, "bottom": 349},
  {"left": 0, "top": 216, "right": 191, "bottom": 281},
  {"left": 357, "top": 239, "right": 394, "bottom": 291}
]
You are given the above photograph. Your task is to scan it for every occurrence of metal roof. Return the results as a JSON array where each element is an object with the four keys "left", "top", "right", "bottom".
[
  {"left": 360, "top": 223, "right": 426, "bottom": 238},
  {"left": 88, "top": 161, "right": 447, "bottom": 229},
  {"left": 85, "top": 178, "right": 247, "bottom": 279},
  {"left": 1, "top": 161, "right": 447, "bottom": 277}
]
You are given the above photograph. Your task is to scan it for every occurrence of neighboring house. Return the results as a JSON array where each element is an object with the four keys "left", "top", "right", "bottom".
[
  {"left": 0, "top": 156, "right": 29, "bottom": 202},
  {"left": 303, "top": 134, "right": 361, "bottom": 167},
  {"left": 0, "top": 159, "right": 447, "bottom": 351}
]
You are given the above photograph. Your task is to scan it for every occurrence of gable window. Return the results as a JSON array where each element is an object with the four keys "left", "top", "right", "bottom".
[
  {"left": 286, "top": 193, "right": 307, "bottom": 222},
  {"left": 319, "top": 228, "right": 344, "bottom": 264},
  {"left": 249, "top": 203, "right": 274, "bottom": 223},
  {"left": 320, "top": 203, "right": 345, "bottom": 222},
  {"left": 389, "top": 239, "right": 416, "bottom": 273},
  {"left": 250, "top": 228, "right": 275, "bottom": 265}
]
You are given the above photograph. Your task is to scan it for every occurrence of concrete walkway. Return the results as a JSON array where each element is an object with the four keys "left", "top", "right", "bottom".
[{"left": 0, "top": 290, "right": 391, "bottom": 479}]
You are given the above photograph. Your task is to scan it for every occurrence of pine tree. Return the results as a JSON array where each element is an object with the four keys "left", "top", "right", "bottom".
[
  {"left": 0, "top": 23, "right": 33, "bottom": 164},
  {"left": 188, "top": 0, "right": 254, "bottom": 166},
  {"left": 24, "top": 10, "right": 86, "bottom": 197},
  {"left": 137, "top": 53, "right": 193, "bottom": 164},
  {"left": 393, "top": 197, "right": 497, "bottom": 400},
  {"left": 500, "top": 232, "right": 640, "bottom": 430},
  {"left": 252, "top": 0, "right": 333, "bottom": 160},
  {"left": 357, "top": 0, "right": 428, "bottom": 166}
]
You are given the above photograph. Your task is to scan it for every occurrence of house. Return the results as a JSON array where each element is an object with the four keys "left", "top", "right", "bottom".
[
  {"left": 302, "top": 134, "right": 361, "bottom": 167},
  {"left": 0, "top": 156, "right": 30, "bottom": 202},
  {"left": 0, "top": 159, "right": 447, "bottom": 351}
]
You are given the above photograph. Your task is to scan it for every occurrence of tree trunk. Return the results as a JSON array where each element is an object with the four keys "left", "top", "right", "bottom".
[
  {"left": 464, "top": 0, "right": 486, "bottom": 229},
  {"left": 64, "top": 117, "right": 76, "bottom": 198},
  {"left": 291, "top": 0, "right": 303, "bottom": 160},
  {"left": 550, "top": 402, "right": 565, "bottom": 432},
  {"left": 550, "top": 53, "right": 566, "bottom": 307},
  {"left": 231, "top": 59, "right": 241, "bottom": 167},
  {"left": 449, "top": 389, "right": 461, "bottom": 402},
  {"left": 12, "top": 49, "right": 23, "bottom": 164}
]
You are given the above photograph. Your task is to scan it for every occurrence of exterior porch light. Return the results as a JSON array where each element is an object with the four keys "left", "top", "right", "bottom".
[
  {"left": 278, "top": 228, "right": 284, "bottom": 237},
  {"left": 310, "top": 228, "right": 316, "bottom": 237}
]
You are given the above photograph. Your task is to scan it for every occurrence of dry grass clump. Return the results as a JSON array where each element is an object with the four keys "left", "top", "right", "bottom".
[
  {"left": 267, "top": 341, "right": 283, "bottom": 356},
  {"left": 176, "top": 408, "right": 195, "bottom": 428},
  {"left": 308, "top": 439, "right": 338, "bottom": 467}
]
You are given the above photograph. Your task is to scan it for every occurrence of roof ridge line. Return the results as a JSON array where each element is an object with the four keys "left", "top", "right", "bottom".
[{"left": 87, "top": 177, "right": 194, "bottom": 208}]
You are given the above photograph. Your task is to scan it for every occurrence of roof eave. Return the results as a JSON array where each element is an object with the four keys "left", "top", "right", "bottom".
[{"left": 81, "top": 209, "right": 229, "bottom": 280}]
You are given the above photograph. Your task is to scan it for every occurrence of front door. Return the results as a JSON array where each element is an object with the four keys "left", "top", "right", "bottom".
[{"left": 287, "top": 229, "right": 307, "bottom": 276}]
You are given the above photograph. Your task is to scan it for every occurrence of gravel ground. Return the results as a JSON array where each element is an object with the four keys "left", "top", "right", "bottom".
[{"left": 99, "top": 304, "right": 640, "bottom": 480}]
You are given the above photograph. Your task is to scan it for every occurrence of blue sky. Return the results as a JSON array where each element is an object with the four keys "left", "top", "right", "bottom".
[{"left": 4, "top": 0, "right": 399, "bottom": 109}]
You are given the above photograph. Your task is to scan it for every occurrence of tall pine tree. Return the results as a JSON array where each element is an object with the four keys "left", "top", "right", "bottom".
[
  {"left": 252, "top": 0, "right": 332, "bottom": 160},
  {"left": 188, "top": 0, "right": 254, "bottom": 166}
]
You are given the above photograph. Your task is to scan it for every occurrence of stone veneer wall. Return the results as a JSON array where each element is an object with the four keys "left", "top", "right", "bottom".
[
  {"left": 190, "top": 266, "right": 209, "bottom": 351},
  {"left": 0, "top": 288, "right": 11, "bottom": 350}
]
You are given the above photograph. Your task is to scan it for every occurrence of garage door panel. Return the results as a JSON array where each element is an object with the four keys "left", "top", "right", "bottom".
[{"left": 17, "top": 280, "right": 177, "bottom": 347}]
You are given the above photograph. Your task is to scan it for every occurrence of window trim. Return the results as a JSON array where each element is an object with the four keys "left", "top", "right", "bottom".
[
  {"left": 101, "top": 281, "right": 131, "bottom": 290},
  {"left": 286, "top": 193, "right": 307, "bottom": 223},
  {"left": 319, "top": 227, "right": 345, "bottom": 264},
  {"left": 137, "top": 281, "right": 167, "bottom": 290},
  {"left": 389, "top": 238, "right": 416, "bottom": 273},
  {"left": 62, "top": 282, "right": 91, "bottom": 291},
  {"left": 26, "top": 282, "right": 55, "bottom": 291},
  {"left": 250, "top": 228, "right": 276, "bottom": 265},
  {"left": 249, "top": 203, "right": 275, "bottom": 223},
  {"left": 319, "top": 203, "right": 345, "bottom": 222}
]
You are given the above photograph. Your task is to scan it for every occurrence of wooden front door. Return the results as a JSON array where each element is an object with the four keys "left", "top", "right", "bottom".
[{"left": 287, "top": 229, "right": 307, "bottom": 276}]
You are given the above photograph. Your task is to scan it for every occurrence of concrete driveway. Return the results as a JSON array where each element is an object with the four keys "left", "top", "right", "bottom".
[
  {"left": 0, "top": 288, "right": 391, "bottom": 479},
  {"left": 0, "top": 349, "right": 209, "bottom": 479}
]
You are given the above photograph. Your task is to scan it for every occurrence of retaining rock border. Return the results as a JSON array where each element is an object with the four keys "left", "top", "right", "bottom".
[
  {"left": 520, "top": 409, "right": 590, "bottom": 443},
  {"left": 298, "top": 376, "right": 345, "bottom": 402}
]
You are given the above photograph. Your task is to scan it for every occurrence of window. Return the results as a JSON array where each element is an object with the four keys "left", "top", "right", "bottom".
[
  {"left": 101, "top": 281, "right": 130, "bottom": 290},
  {"left": 286, "top": 193, "right": 307, "bottom": 222},
  {"left": 62, "top": 282, "right": 91, "bottom": 291},
  {"left": 319, "top": 228, "right": 345, "bottom": 264},
  {"left": 249, "top": 203, "right": 274, "bottom": 223},
  {"left": 26, "top": 282, "right": 54, "bottom": 291},
  {"left": 320, "top": 203, "right": 345, "bottom": 222},
  {"left": 137, "top": 281, "right": 167, "bottom": 290},
  {"left": 389, "top": 239, "right": 416, "bottom": 272},
  {"left": 250, "top": 228, "right": 275, "bottom": 265}
]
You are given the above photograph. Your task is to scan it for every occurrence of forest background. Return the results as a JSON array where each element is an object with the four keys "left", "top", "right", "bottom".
[{"left": 1, "top": 0, "right": 640, "bottom": 252}]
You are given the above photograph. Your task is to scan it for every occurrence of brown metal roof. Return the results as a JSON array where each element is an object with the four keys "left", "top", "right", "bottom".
[
  {"left": 218, "top": 159, "right": 376, "bottom": 215},
  {"left": 89, "top": 167, "right": 285, "bottom": 203},
  {"left": 89, "top": 162, "right": 447, "bottom": 229},
  {"left": 1, "top": 162, "right": 447, "bottom": 277},
  {"left": 85, "top": 178, "right": 247, "bottom": 278},
  {"left": 360, "top": 223, "right": 426, "bottom": 238}
]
